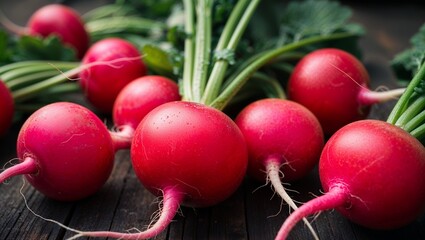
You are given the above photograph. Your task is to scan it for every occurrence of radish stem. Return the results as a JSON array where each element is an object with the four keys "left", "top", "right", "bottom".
[
  {"left": 109, "top": 125, "right": 135, "bottom": 151},
  {"left": 275, "top": 184, "right": 350, "bottom": 240},
  {"left": 0, "top": 157, "right": 38, "bottom": 183},
  {"left": 387, "top": 62, "right": 425, "bottom": 125},
  {"left": 182, "top": 0, "right": 195, "bottom": 102},
  {"left": 357, "top": 87, "right": 405, "bottom": 106},
  {"left": 0, "top": 9, "right": 28, "bottom": 35},
  {"left": 201, "top": 0, "right": 260, "bottom": 105},
  {"left": 191, "top": 0, "right": 212, "bottom": 101}
]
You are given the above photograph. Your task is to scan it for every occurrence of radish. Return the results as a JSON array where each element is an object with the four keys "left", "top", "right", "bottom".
[
  {"left": 287, "top": 48, "right": 406, "bottom": 135},
  {"left": 276, "top": 61, "right": 425, "bottom": 239},
  {"left": 79, "top": 38, "right": 148, "bottom": 113},
  {"left": 0, "top": 102, "right": 115, "bottom": 201},
  {"left": 0, "top": 80, "right": 14, "bottom": 136},
  {"left": 0, "top": 4, "right": 89, "bottom": 58},
  {"left": 110, "top": 75, "right": 181, "bottom": 149},
  {"left": 131, "top": 101, "right": 247, "bottom": 207},
  {"left": 235, "top": 98, "right": 323, "bottom": 239},
  {"left": 235, "top": 98, "right": 324, "bottom": 182}
]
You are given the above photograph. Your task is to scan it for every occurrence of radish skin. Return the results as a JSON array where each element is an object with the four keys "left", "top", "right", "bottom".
[
  {"left": 276, "top": 120, "right": 425, "bottom": 239},
  {"left": 288, "top": 48, "right": 405, "bottom": 135},
  {"left": 0, "top": 80, "right": 14, "bottom": 136}
]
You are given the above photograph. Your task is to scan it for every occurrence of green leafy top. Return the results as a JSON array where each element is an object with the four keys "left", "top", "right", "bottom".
[
  {"left": 140, "top": 0, "right": 364, "bottom": 111},
  {"left": 391, "top": 23, "right": 425, "bottom": 83},
  {"left": 0, "top": 30, "right": 78, "bottom": 65},
  {"left": 387, "top": 24, "right": 425, "bottom": 143},
  {"left": 279, "top": 0, "right": 363, "bottom": 43}
]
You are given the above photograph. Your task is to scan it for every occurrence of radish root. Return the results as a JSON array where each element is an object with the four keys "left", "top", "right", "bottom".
[{"left": 266, "top": 160, "right": 320, "bottom": 240}]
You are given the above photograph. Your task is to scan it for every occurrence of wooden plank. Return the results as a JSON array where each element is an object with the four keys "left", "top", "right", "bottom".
[
  {"left": 0, "top": 177, "right": 74, "bottom": 240},
  {"left": 208, "top": 185, "right": 247, "bottom": 239}
]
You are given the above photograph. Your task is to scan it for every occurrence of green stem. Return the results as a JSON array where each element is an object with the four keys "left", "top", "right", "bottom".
[
  {"left": 82, "top": 4, "right": 131, "bottom": 21},
  {"left": 214, "top": 0, "right": 249, "bottom": 52},
  {"left": 191, "top": 0, "right": 212, "bottom": 102},
  {"left": 0, "top": 61, "right": 78, "bottom": 78},
  {"left": 251, "top": 72, "right": 286, "bottom": 99},
  {"left": 86, "top": 16, "right": 166, "bottom": 35},
  {"left": 2, "top": 65, "right": 58, "bottom": 82},
  {"left": 15, "top": 103, "right": 46, "bottom": 112},
  {"left": 6, "top": 70, "right": 61, "bottom": 90},
  {"left": 270, "top": 62, "right": 295, "bottom": 75},
  {"left": 210, "top": 32, "right": 357, "bottom": 110},
  {"left": 40, "top": 82, "right": 80, "bottom": 95},
  {"left": 404, "top": 111, "right": 425, "bottom": 134},
  {"left": 201, "top": 0, "right": 260, "bottom": 105},
  {"left": 182, "top": 0, "right": 195, "bottom": 101},
  {"left": 394, "top": 96, "right": 425, "bottom": 128},
  {"left": 387, "top": 62, "right": 425, "bottom": 124},
  {"left": 410, "top": 123, "right": 425, "bottom": 140},
  {"left": 12, "top": 67, "right": 82, "bottom": 102}
]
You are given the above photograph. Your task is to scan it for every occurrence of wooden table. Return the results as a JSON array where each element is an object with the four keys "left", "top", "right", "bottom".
[{"left": 1, "top": 1, "right": 425, "bottom": 239}]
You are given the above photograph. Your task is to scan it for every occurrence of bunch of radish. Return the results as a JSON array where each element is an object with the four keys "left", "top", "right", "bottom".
[
  {"left": 0, "top": 3, "right": 166, "bottom": 137},
  {"left": 276, "top": 57, "right": 425, "bottom": 240},
  {"left": 0, "top": 73, "right": 181, "bottom": 200},
  {"left": 0, "top": 3, "right": 168, "bottom": 59},
  {"left": 0, "top": 37, "right": 148, "bottom": 138},
  {"left": 2, "top": 1, "right": 424, "bottom": 240},
  {"left": 0, "top": 2, "right": 154, "bottom": 136},
  {"left": 0, "top": 13, "right": 84, "bottom": 136}
]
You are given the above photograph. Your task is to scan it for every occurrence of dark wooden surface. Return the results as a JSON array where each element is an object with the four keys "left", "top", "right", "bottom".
[{"left": 1, "top": 1, "right": 425, "bottom": 240}]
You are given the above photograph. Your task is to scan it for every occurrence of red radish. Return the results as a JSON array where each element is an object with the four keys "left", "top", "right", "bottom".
[
  {"left": 79, "top": 38, "right": 147, "bottom": 113},
  {"left": 287, "top": 48, "right": 405, "bottom": 135},
  {"left": 110, "top": 75, "right": 181, "bottom": 149},
  {"left": 0, "top": 4, "right": 89, "bottom": 58},
  {"left": 235, "top": 98, "right": 324, "bottom": 239},
  {"left": 0, "top": 102, "right": 115, "bottom": 201},
  {"left": 276, "top": 120, "right": 425, "bottom": 239},
  {"left": 0, "top": 80, "right": 14, "bottom": 136},
  {"left": 235, "top": 98, "right": 324, "bottom": 182},
  {"left": 68, "top": 101, "right": 248, "bottom": 239}
]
